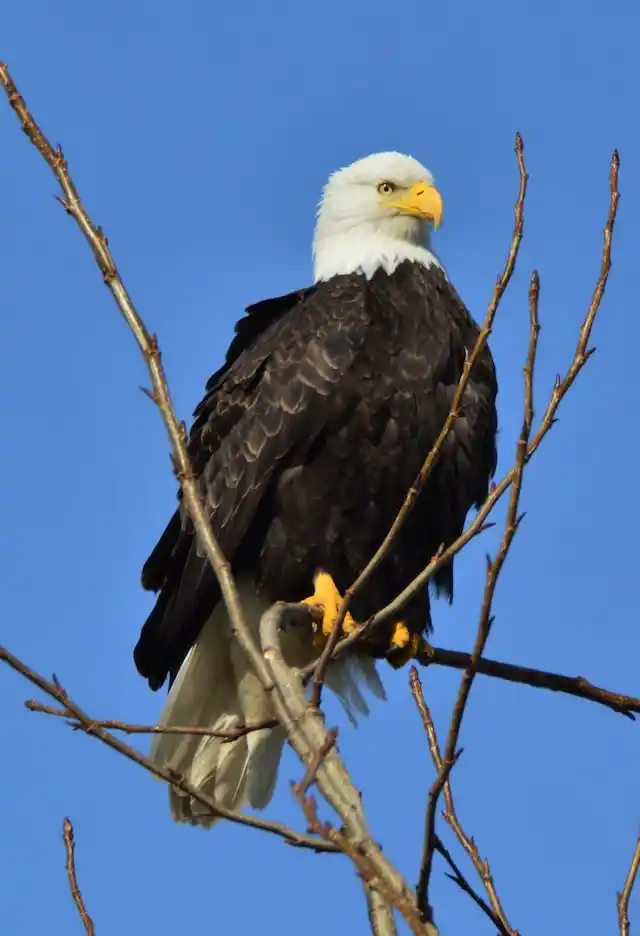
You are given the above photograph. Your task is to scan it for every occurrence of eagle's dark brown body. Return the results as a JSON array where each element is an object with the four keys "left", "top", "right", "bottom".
[{"left": 134, "top": 260, "right": 498, "bottom": 692}]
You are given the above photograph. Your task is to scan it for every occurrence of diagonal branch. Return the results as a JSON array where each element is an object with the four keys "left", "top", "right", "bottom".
[
  {"left": 371, "top": 150, "right": 619, "bottom": 629},
  {"left": 410, "top": 668, "right": 517, "bottom": 936},
  {"left": 365, "top": 887, "right": 399, "bottom": 936},
  {"left": 433, "top": 834, "right": 511, "bottom": 936},
  {"left": 62, "top": 818, "right": 95, "bottom": 936},
  {"left": 0, "top": 59, "right": 257, "bottom": 718},
  {"left": 415, "top": 644, "right": 640, "bottom": 718},
  {"left": 416, "top": 269, "right": 541, "bottom": 915},
  {"left": 310, "top": 133, "right": 528, "bottom": 705},
  {"left": 305, "top": 629, "right": 640, "bottom": 720},
  {"left": 0, "top": 646, "right": 337, "bottom": 852},
  {"left": 409, "top": 146, "right": 621, "bottom": 909},
  {"left": 260, "top": 603, "right": 433, "bottom": 935},
  {"left": 25, "top": 701, "right": 279, "bottom": 739}
]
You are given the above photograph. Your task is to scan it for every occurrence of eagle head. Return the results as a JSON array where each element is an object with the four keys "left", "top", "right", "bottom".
[{"left": 313, "top": 151, "right": 443, "bottom": 283}]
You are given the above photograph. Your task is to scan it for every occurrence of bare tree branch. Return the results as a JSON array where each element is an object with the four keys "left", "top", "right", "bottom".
[
  {"left": 35, "top": 645, "right": 640, "bottom": 742},
  {"left": 304, "top": 629, "right": 640, "bottom": 719},
  {"left": 407, "top": 148, "right": 621, "bottom": 920},
  {"left": 62, "top": 818, "right": 95, "bottom": 936},
  {"left": 433, "top": 834, "right": 511, "bottom": 936},
  {"left": 299, "top": 791, "right": 416, "bottom": 933},
  {"left": 417, "top": 268, "right": 541, "bottom": 914},
  {"left": 410, "top": 668, "right": 517, "bottom": 936},
  {"left": 0, "top": 63, "right": 255, "bottom": 666},
  {"left": 25, "top": 701, "right": 278, "bottom": 740},
  {"left": 291, "top": 729, "right": 338, "bottom": 799},
  {"left": 309, "top": 133, "right": 528, "bottom": 706},
  {"left": 0, "top": 646, "right": 337, "bottom": 852},
  {"left": 261, "top": 603, "right": 433, "bottom": 935},
  {"left": 369, "top": 150, "right": 619, "bottom": 630},
  {"left": 0, "top": 56, "right": 303, "bottom": 842},
  {"left": 413, "top": 645, "right": 640, "bottom": 718},
  {"left": 365, "top": 887, "right": 399, "bottom": 936},
  {"left": 618, "top": 829, "right": 640, "bottom": 936}
]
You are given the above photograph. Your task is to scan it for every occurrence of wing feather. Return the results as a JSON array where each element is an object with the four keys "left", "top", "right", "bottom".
[{"left": 135, "top": 276, "right": 370, "bottom": 688}]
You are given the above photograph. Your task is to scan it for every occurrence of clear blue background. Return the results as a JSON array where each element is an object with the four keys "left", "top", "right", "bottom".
[{"left": 1, "top": 2, "right": 638, "bottom": 933}]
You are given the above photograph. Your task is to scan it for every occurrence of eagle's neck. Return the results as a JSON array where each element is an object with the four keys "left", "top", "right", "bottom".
[{"left": 312, "top": 219, "right": 441, "bottom": 283}]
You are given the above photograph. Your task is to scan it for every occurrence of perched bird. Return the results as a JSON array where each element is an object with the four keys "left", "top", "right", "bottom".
[{"left": 134, "top": 151, "right": 498, "bottom": 825}]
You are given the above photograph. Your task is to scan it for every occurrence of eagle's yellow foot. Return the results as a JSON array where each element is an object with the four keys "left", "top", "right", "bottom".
[
  {"left": 387, "top": 622, "right": 424, "bottom": 670},
  {"left": 300, "top": 571, "right": 357, "bottom": 645}
]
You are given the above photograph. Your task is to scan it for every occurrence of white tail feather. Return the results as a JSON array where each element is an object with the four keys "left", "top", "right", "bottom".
[
  {"left": 149, "top": 580, "right": 385, "bottom": 826},
  {"left": 243, "top": 724, "right": 288, "bottom": 809}
]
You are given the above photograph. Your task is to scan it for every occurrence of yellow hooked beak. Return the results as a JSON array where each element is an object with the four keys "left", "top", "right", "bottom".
[{"left": 386, "top": 182, "right": 443, "bottom": 229}]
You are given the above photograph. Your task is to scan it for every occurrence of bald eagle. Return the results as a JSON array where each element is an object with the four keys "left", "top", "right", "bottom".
[{"left": 134, "top": 152, "right": 498, "bottom": 824}]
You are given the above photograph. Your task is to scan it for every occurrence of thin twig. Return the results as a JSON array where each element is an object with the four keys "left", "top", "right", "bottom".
[
  {"left": 410, "top": 668, "right": 517, "bottom": 936},
  {"left": 618, "top": 829, "right": 640, "bottom": 936},
  {"left": 0, "top": 646, "right": 337, "bottom": 852},
  {"left": 309, "top": 133, "right": 528, "bottom": 706},
  {"left": 62, "top": 818, "right": 95, "bottom": 936},
  {"left": 433, "top": 834, "right": 510, "bottom": 936},
  {"left": 25, "top": 701, "right": 278, "bottom": 740},
  {"left": 292, "top": 729, "right": 338, "bottom": 798},
  {"left": 419, "top": 744, "right": 463, "bottom": 907},
  {"left": 417, "top": 269, "right": 541, "bottom": 915}
]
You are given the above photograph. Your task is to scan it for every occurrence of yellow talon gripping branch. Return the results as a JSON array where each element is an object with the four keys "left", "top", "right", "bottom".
[
  {"left": 300, "top": 571, "right": 358, "bottom": 641},
  {"left": 387, "top": 622, "right": 426, "bottom": 669}
]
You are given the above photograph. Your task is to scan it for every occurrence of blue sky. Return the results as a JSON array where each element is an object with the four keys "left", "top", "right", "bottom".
[{"left": 1, "top": 1, "right": 638, "bottom": 933}]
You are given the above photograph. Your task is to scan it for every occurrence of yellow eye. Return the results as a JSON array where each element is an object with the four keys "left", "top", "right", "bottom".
[{"left": 377, "top": 181, "right": 396, "bottom": 195}]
